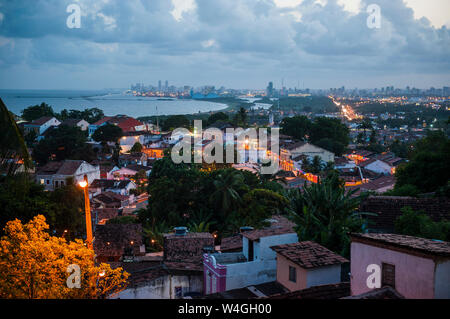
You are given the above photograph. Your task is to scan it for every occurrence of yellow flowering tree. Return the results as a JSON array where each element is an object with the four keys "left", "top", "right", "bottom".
[{"left": 0, "top": 215, "right": 129, "bottom": 299}]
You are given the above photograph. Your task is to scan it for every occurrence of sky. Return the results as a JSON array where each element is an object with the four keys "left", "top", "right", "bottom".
[{"left": 0, "top": 0, "right": 449, "bottom": 90}]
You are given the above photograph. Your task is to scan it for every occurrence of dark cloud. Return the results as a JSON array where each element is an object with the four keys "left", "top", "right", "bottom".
[{"left": 0, "top": 0, "right": 448, "bottom": 89}]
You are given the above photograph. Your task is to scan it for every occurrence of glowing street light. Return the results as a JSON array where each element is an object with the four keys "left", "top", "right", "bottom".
[{"left": 78, "top": 175, "right": 93, "bottom": 250}]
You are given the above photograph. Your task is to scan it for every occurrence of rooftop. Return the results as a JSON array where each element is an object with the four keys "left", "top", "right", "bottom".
[
  {"left": 270, "top": 241, "right": 348, "bottom": 269},
  {"left": 343, "top": 286, "right": 404, "bottom": 299},
  {"left": 350, "top": 233, "right": 450, "bottom": 258},
  {"left": 269, "top": 282, "right": 350, "bottom": 299},
  {"left": 242, "top": 215, "right": 296, "bottom": 241}
]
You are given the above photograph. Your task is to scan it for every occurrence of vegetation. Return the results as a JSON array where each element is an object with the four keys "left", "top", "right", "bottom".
[
  {"left": 92, "top": 123, "right": 123, "bottom": 143},
  {"left": 0, "top": 99, "right": 32, "bottom": 175},
  {"left": 0, "top": 215, "right": 128, "bottom": 299},
  {"left": 394, "top": 131, "right": 449, "bottom": 195},
  {"left": 394, "top": 207, "right": 450, "bottom": 242},
  {"left": 286, "top": 174, "right": 369, "bottom": 258},
  {"left": 161, "top": 115, "right": 190, "bottom": 131},
  {"left": 20, "top": 103, "right": 104, "bottom": 124},
  {"left": 33, "top": 125, "right": 96, "bottom": 165},
  {"left": 280, "top": 116, "right": 350, "bottom": 155},
  {"left": 130, "top": 142, "right": 143, "bottom": 153}
]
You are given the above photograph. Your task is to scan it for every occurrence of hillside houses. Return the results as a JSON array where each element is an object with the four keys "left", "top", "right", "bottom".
[{"left": 35, "top": 160, "right": 100, "bottom": 191}]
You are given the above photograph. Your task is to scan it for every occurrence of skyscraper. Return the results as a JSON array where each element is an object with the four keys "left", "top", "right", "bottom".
[
  {"left": 158, "top": 80, "right": 162, "bottom": 92},
  {"left": 266, "top": 82, "right": 274, "bottom": 98},
  {"left": 165, "top": 80, "right": 169, "bottom": 92}
]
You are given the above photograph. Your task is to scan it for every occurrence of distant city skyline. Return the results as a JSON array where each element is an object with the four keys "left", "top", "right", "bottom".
[{"left": 0, "top": 0, "right": 449, "bottom": 90}]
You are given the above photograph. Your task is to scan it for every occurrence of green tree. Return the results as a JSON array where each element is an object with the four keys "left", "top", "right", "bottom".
[
  {"left": 207, "top": 112, "right": 229, "bottom": 126},
  {"left": 287, "top": 175, "right": 369, "bottom": 257},
  {"left": 394, "top": 207, "right": 450, "bottom": 241},
  {"left": 395, "top": 131, "right": 450, "bottom": 194},
  {"left": 92, "top": 124, "right": 123, "bottom": 143},
  {"left": 0, "top": 99, "right": 32, "bottom": 175},
  {"left": 309, "top": 117, "right": 349, "bottom": 156},
  {"left": 210, "top": 169, "right": 245, "bottom": 221},
  {"left": 280, "top": 116, "right": 312, "bottom": 140},
  {"left": 32, "top": 125, "right": 94, "bottom": 165},
  {"left": 130, "top": 142, "right": 143, "bottom": 153},
  {"left": 21, "top": 103, "right": 55, "bottom": 121},
  {"left": 162, "top": 115, "right": 190, "bottom": 131}
]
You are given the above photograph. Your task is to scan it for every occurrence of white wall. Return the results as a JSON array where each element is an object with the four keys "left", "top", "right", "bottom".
[
  {"left": 225, "top": 260, "right": 277, "bottom": 290},
  {"left": 114, "top": 274, "right": 203, "bottom": 299},
  {"left": 306, "top": 264, "right": 342, "bottom": 288},
  {"left": 259, "top": 233, "right": 298, "bottom": 260}
]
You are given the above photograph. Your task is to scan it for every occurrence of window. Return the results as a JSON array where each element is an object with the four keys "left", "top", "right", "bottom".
[
  {"left": 289, "top": 266, "right": 297, "bottom": 283},
  {"left": 40, "top": 179, "right": 45, "bottom": 185},
  {"left": 248, "top": 239, "right": 254, "bottom": 261},
  {"left": 55, "top": 181, "right": 59, "bottom": 188},
  {"left": 382, "top": 263, "right": 395, "bottom": 288},
  {"left": 46, "top": 180, "right": 50, "bottom": 185}
]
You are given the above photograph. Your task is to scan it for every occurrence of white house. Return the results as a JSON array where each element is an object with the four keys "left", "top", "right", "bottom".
[
  {"left": 283, "top": 142, "right": 335, "bottom": 163},
  {"left": 24, "top": 116, "right": 61, "bottom": 136},
  {"left": 203, "top": 216, "right": 298, "bottom": 294},
  {"left": 36, "top": 160, "right": 100, "bottom": 191},
  {"left": 360, "top": 158, "right": 392, "bottom": 175}
]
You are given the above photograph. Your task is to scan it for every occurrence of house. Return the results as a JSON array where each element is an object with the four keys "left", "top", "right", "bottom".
[
  {"left": 24, "top": 116, "right": 61, "bottom": 136},
  {"left": 35, "top": 160, "right": 100, "bottom": 191},
  {"left": 282, "top": 142, "right": 334, "bottom": 163},
  {"left": 359, "top": 196, "right": 450, "bottom": 233},
  {"left": 359, "top": 158, "right": 393, "bottom": 175},
  {"left": 61, "top": 118, "right": 90, "bottom": 131},
  {"left": 271, "top": 241, "right": 348, "bottom": 292},
  {"left": 94, "top": 223, "right": 145, "bottom": 263},
  {"left": 92, "top": 191, "right": 133, "bottom": 208},
  {"left": 203, "top": 216, "right": 298, "bottom": 294},
  {"left": 346, "top": 150, "right": 375, "bottom": 164},
  {"left": 94, "top": 207, "right": 121, "bottom": 225},
  {"left": 114, "top": 228, "right": 214, "bottom": 299},
  {"left": 346, "top": 175, "right": 396, "bottom": 195},
  {"left": 118, "top": 152, "right": 147, "bottom": 167},
  {"left": 111, "top": 164, "right": 152, "bottom": 178},
  {"left": 90, "top": 179, "right": 137, "bottom": 196},
  {"left": 119, "top": 132, "right": 148, "bottom": 153},
  {"left": 89, "top": 115, "right": 146, "bottom": 137},
  {"left": 350, "top": 233, "right": 450, "bottom": 299}
]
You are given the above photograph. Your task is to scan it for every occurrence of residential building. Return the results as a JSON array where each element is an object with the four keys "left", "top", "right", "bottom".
[
  {"left": 203, "top": 216, "right": 298, "bottom": 294},
  {"left": 89, "top": 115, "right": 146, "bottom": 136},
  {"left": 24, "top": 116, "right": 61, "bottom": 136},
  {"left": 114, "top": 228, "right": 214, "bottom": 299},
  {"left": 36, "top": 160, "right": 100, "bottom": 191},
  {"left": 350, "top": 233, "right": 450, "bottom": 299},
  {"left": 282, "top": 142, "right": 335, "bottom": 164},
  {"left": 94, "top": 223, "right": 145, "bottom": 262},
  {"left": 61, "top": 118, "right": 90, "bottom": 131},
  {"left": 118, "top": 152, "right": 147, "bottom": 167},
  {"left": 271, "top": 241, "right": 348, "bottom": 292},
  {"left": 90, "top": 179, "right": 137, "bottom": 196},
  {"left": 92, "top": 191, "right": 133, "bottom": 208}
]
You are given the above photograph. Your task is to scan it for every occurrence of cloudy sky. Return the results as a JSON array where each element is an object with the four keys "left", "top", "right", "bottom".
[{"left": 0, "top": 0, "right": 449, "bottom": 90}]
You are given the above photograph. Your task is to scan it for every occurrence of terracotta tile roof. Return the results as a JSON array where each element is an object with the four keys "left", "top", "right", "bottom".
[
  {"left": 282, "top": 141, "right": 307, "bottom": 151},
  {"left": 343, "top": 286, "right": 404, "bottom": 299},
  {"left": 36, "top": 161, "right": 64, "bottom": 175},
  {"left": 94, "top": 223, "right": 143, "bottom": 257},
  {"left": 350, "top": 233, "right": 450, "bottom": 257},
  {"left": 269, "top": 282, "right": 350, "bottom": 299},
  {"left": 359, "top": 196, "right": 450, "bottom": 232},
  {"left": 93, "top": 116, "right": 144, "bottom": 133},
  {"left": 163, "top": 232, "right": 214, "bottom": 266},
  {"left": 271, "top": 241, "right": 348, "bottom": 269},
  {"left": 125, "top": 164, "right": 153, "bottom": 172},
  {"left": 220, "top": 235, "right": 243, "bottom": 252},
  {"left": 242, "top": 215, "right": 296, "bottom": 241},
  {"left": 94, "top": 208, "right": 120, "bottom": 223}
]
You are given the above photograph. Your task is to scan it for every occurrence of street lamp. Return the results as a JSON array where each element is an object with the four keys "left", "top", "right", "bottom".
[{"left": 79, "top": 175, "right": 93, "bottom": 250}]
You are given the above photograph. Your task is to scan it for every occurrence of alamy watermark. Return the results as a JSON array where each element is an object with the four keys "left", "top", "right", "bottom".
[
  {"left": 66, "top": 4, "right": 81, "bottom": 29},
  {"left": 170, "top": 120, "right": 279, "bottom": 175},
  {"left": 367, "top": 4, "right": 381, "bottom": 29}
]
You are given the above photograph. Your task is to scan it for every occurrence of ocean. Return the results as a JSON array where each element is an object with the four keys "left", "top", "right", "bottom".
[{"left": 0, "top": 90, "right": 228, "bottom": 118}]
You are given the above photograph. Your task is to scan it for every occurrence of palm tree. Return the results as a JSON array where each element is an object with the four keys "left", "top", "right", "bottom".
[
  {"left": 0, "top": 98, "right": 32, "bottom": 176},
  {"left": 286, "top": 175, "right": 372, "bottom": 257},
  {"left": 209, "top": 169, "right": 244, "bottom": 219}
]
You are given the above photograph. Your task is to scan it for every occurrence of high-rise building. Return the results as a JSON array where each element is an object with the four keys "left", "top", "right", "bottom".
[
  {"left": 165, "top": 80, "right": 169, "bottom": 92},
  {"left": 158, "top": 80, "right": 162, "bottom": 92},
  {"left": 266, "top": 82, "right": 274, "bottom": 98}
]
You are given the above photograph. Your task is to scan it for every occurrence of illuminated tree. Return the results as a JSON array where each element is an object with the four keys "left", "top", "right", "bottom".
[{"left": 0, "top": 215, "right": 129, "bottom": 299}]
